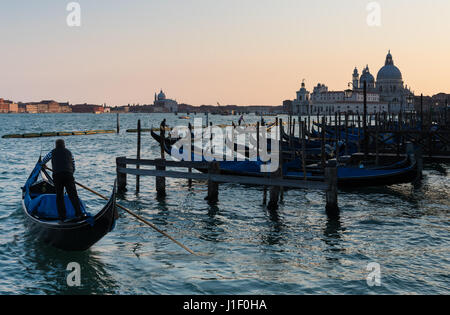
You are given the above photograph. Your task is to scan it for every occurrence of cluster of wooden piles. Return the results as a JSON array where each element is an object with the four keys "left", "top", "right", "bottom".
[{"left": 116, "top": 119, "right": 339, "bottom": 216}]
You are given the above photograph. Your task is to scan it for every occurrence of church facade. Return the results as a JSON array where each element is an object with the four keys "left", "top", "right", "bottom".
[
  {"left": 153, "top": 90, "right": 178, "bottom": 112},
  {"left": 292, "top": 51, "right": 415, "bottom": 115}
]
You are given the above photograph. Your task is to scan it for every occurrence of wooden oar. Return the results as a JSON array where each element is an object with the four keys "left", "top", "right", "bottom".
[{"left": 44, "top": 166, "right": 200, "bottom": 256}]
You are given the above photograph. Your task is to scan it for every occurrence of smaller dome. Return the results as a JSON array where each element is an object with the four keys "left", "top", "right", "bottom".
[
  {"left": 360, "top": 65, "right": 375, "bottom": 85},
  {"left": 157, "top": 90, "right": 166, "bottom": 100}
]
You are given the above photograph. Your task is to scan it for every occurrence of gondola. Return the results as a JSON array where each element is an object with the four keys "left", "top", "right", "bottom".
[
  {"left": 151, "top": 128, "right": 193, "bottom": 147},
  {"left": 151, "top": 125, "right": 418, "bottom": 188},
  {"left": 22, "top": 160, "right": 118, "bottom": 251},
  {"left": 284, "top": 155, "right": 418, "bottom": 188}
]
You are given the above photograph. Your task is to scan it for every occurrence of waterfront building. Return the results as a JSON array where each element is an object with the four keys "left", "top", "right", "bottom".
[
  {"left": 153, "top": 90, "right": 178, "bottom": 112},
  {"left": 59, "top": 102, "right": 72, "bottom": 113},
  {"left": 22, "top": 100, "right": 71, "bottom": 113},
  {"left": 26, "top": 104, "right": 38, "bottom": 113},
  {"left": 0, "top": 99, "right": 18, "bottom": 113},
  {"left": 41, "top": 100, "right": 63, "bottom": 113},
  {"left": 71, "top": 103, "right": 105, "bottom": 113},
  {"left": 37, "top": 103, "right": 49, "bottom": 113},
  {"left": 291, "top": 51, "right": 415, "bottom": 115}
]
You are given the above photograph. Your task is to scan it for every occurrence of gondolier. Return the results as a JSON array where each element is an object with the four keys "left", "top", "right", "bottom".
[
  {"left": 41, "top": 139, "right": 83, "bottom": 221},
  {"left": 238, "top": 115, "right": 245, "bottom": 126}
]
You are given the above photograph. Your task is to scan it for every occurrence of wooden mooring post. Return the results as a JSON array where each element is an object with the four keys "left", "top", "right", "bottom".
[
  {"left": 136, "top": 120, "right": 142, "bottom": 193},
  {"left": 155, "top": 159, "right": 166, "bottom": 198},
  {"left": 279, "top": 119, "right": 284, "bottom": 203},
  {"left": 268, "top": 168, "right": 282, "bottom": 211},
  {"left": 301, "top": 121, "right": 307, "bottom": 181},
  {"left": 116, "top": 113, "right": 120, "bottom": 134},
  {"left": 321, "top": 116, "right": 326, "bottom": 168},
  {"left": 156, "top": 124, "right": 166, "bottom": 198},
  {"left": 324, "top": 163, "right": 339, "bottom": 217},
  {"left": 188, "top": 123, "right": 193, "bottom": 187},
  {"left": 117, "top": 156, "right": 127, "bottom": 192},
  {"left": 205, "top": 162, "right": 220, "bottom": 204}
]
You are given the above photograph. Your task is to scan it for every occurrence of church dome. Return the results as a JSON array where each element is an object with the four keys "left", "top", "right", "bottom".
[
  {"left": 157, "top": 90, "right": 166, "bottom": 100},
  {"left": 377, "top": 51, "right": 402, "bottom": 81},
  {"left": 360, "top": 65, "right": 375, "bottom": 85}
]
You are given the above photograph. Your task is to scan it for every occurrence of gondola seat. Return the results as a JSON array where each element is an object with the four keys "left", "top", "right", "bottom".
[{"left": 27, "top": 194, "right": 88, "bottom": 220}]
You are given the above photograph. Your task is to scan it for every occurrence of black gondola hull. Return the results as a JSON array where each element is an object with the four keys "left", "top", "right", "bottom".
[
  {"left": 336, "top": 165, "right": 418, "bottom": 188},
  {"left": 22, "top": 193, "right": 117, "bottom": 251}
]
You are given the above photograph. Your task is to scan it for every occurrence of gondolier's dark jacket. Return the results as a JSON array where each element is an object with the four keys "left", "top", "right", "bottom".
[{"left": 42, "top": 148, "right": 76, "bottom": 174}]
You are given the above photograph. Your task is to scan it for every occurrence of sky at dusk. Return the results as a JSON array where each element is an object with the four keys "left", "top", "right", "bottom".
[{"left": 1, "top": 0, "right": 449, "bottom": 106}]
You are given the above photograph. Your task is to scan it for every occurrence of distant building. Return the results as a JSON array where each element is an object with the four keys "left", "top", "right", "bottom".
[
  {"left": 153, "top": 90, "right": 178, "bottom": 112},
  {"left": 18, "top": 103, "right": 27, "bottom": 113},
  {"left": 59, "top": 102, "right": 72, "bottom": 113},
  {"left": 19, "top": 100, "right": 70, "bottom": 113},
  {"left": 39, "top": 100, "right": 62, "bottom": 113},
  {"left": 415, "top": 93, "right": 450, "bottom": 112},
  {"left": 71, "top": 104, "right": 105, "bottom": 114},
  {"left": 291, "top": 51, "right": 415, "bottom": 115},
  {"left": 111, "top": 105, "right": 131, "bottom": 113},
  {"left": 9, "top": 102, "right": 18, "bottom": 113},
  {"left": 0, "top": 99, "right": 18, "bottom": 113},
  {"left": 431, "top": 93, "right": 449, "bottom": 111},
  {"left": 37, "top": 103, "right": 49, "bottom": 113},
  {"left": 283, "top": 100, "right": 293, "bottom": 114},
  {"left": 26, "top": 104, "right": 39, "bottom": 113}
]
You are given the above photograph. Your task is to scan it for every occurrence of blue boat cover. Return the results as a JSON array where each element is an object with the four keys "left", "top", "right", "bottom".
[{"left": 28, "top": 194, "right": 87, "bottom": 219}]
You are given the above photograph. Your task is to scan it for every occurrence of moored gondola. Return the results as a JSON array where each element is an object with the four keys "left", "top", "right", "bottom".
[
  {"left": 22, "top": 160, "right": 118, "bottom": 251},
  {"left": 151, "top": 124, "right": 418, "bottom": 188}
]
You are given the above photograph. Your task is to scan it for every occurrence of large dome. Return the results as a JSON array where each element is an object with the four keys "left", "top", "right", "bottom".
[
  {"left": 377, "top": 51, "right": 402, "bottom": 81},
  {"left": 157, "top": 90, "right": 166, "bottom": 100}
]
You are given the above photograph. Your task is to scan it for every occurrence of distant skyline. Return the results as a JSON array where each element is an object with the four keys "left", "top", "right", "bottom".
[{"left": 1, "top": 0, "right": 450, "bottom": 106}]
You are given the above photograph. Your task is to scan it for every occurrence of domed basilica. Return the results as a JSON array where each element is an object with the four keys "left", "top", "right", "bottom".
[
  {"left": 292, "top": 51, "right": 415, "bottom": 115},
  {"left": 153, "top": 90, "right": 178, "bottom": 112}
]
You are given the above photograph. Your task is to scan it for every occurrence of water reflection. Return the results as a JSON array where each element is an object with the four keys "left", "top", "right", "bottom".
[
  {"left": 22, "top": 235, "right": 119, "bottom": 294},
  {"left": 322, "top": 215, "right": 345, "bottom": 263},
  {"left": 260, "top": 206, "right": 286, "bottom": 247},
  {"left": 200, "top": 204, "right": 224, "bottom": 243}
]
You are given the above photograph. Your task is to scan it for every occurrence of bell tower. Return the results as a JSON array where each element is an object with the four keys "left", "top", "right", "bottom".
[{"left": 352, "top": 67, "right": 359, "bottom": 89}]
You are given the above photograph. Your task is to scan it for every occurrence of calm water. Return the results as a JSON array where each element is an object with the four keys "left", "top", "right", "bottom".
[{"left": 0, "top": 113, "right": 448, "bottom": 295}]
